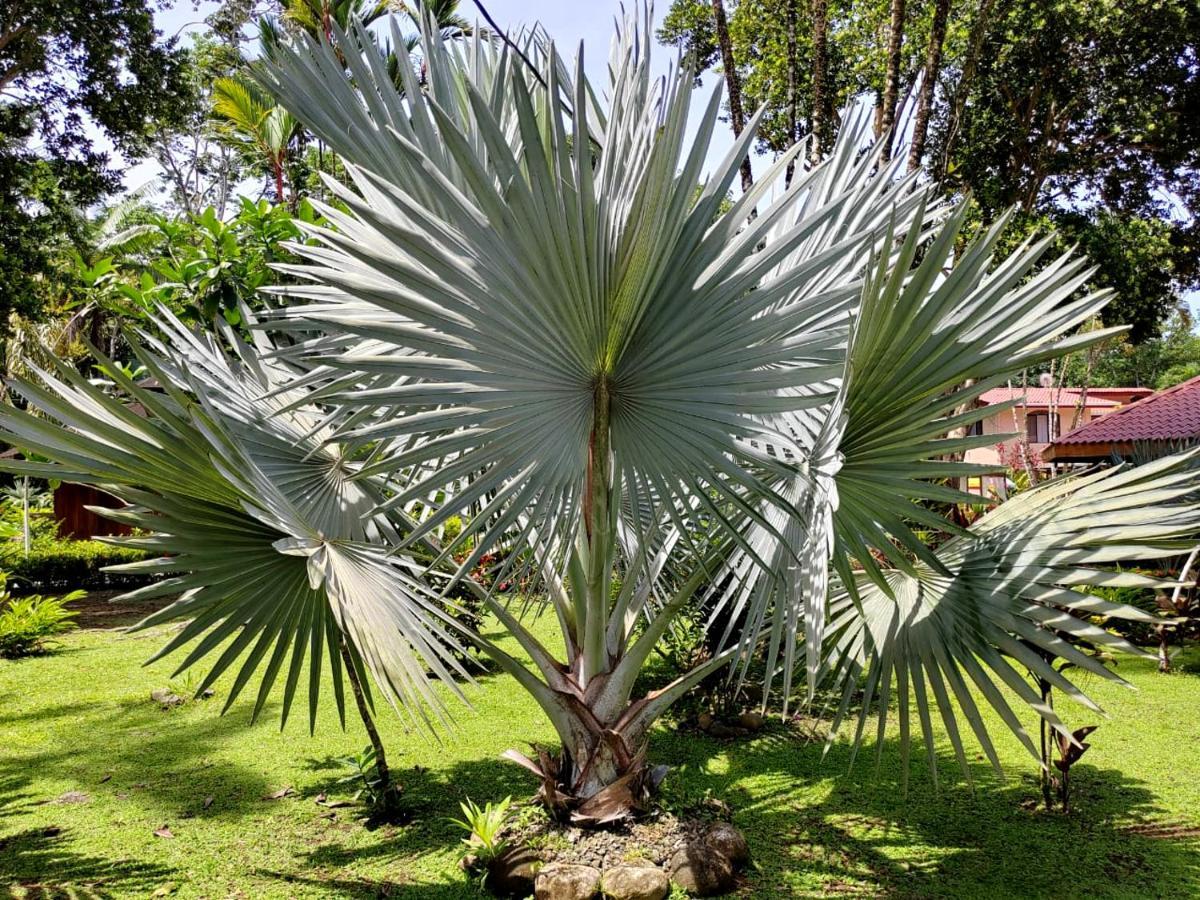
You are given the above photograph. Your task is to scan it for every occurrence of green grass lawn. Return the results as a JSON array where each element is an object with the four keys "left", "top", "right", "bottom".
[{"left": 3, "top": 612, "right": 1200, "bottom": 898}]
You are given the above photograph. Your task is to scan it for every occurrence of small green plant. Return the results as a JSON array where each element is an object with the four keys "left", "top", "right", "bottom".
[
  {"left": 333, "top": 744, "right": 404, "bottom": 824},
  {"left": 509, "top": 800, "right": 550, "bottom": 832},
  {"left": 336, "top": 745, "right": 384, "bottom": 805},
  {"left": 449, "top": 795, "right": 512, "bottom": 862},
  {"left": 166, "top": 670, "right": 205, "bottom": 700},
  {"left": 0, "top": 585, "right": 83, "bottom": 658}
]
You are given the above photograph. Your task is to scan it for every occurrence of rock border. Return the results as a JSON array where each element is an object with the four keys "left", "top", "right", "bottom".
[{"left": 484, "top": 820, "right": 749, "bottom": 899}]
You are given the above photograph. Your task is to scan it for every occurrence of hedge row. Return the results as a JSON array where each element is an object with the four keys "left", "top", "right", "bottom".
[{"left": 0, "top": 537, "right": 149, "bottom": 591}]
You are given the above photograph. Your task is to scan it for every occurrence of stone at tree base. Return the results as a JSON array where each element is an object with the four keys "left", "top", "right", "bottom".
[
  {"left": 696, "top": 712, "right": 715, "bottom": 732},
  {"left": 601, "top": 865, "right": 670, "bottom": 900},
  {"left": 667, "top": 845, "right": 736, "bottom": 896},
  {"left": 150, "top": 688, "right": 183, "bottom": 708},
  {"left": 487, "top": 847, "right": 542, "bottom": 898},
  {"left": 704, "top": 822, "right": 749, "bottom": 865},
  {"left": 705, "top": 721, "right": 748, "bottom": 739},
  {"left": 737, "top": 711, "right": 766, "bottom": 731},
  {"left": 534, "top": 863, "right": 601, "bottom": 900}
]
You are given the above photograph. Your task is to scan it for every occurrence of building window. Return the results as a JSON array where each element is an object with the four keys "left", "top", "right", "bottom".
[
  {"left": 1026, "top": 412, "right": 1060, "bottom": 443},
  {"left": 967, "top": 420, "right": 984, "bottom": 437}
]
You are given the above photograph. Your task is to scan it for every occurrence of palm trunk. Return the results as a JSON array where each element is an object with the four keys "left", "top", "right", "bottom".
[
  {"left": 711, "top": 0, "right": 753, "bottom": 191},
  {"left": 879, "top": 0, "right": 906, "bottom": 161},
  {"left": 498, "top": 617, "right": 739, "bottom": 811},
  {"left": 784, "top": 0, "right": 800, "bottom": 186},
  {"left": 1039, "top": 676, "right": 1054, "bottom": 810},
  {"left": 338, "top": 636, "right": 399, "bottom": 809},
  {"left": 470, "top": 517, "right": 743, "bottom": 821},
  {"left": 907, "top": 0, "right": 953, "bottom": 173},
  {"left": 273, "top": 158, "right": 286, "bottom": 205},
  {"left": 810, "top": 0, "right": 831, "bottom": 161}
]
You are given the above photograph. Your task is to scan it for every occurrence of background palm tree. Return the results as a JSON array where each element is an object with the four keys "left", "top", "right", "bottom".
[
  {"left": 211, "top": 76, "right": 301, "bottom": 206},
  {"left": 283, "top": 0, "right": 393, "bottom": 43}
]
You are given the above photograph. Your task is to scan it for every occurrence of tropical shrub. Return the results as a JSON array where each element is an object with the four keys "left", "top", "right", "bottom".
[
  {"left": 0, "top": 586, "right": 83, "bottom": 658},
  {"left": 1, "top": 11, "right": 1198, "bottom": 830},
  {"left": 98, "top": 197, "right": 324, "bottom": 325},
  {"left": 450, "top": 795, "right": 513, "bottom": 862},
  {"left": 1084, "top": 568, "right": 1200, "bottom": 672}
]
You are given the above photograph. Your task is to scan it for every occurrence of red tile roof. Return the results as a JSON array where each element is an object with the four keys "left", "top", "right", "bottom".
[
  {"left": 1052, "top": 374, "right": 1200, "bottom": 446},
  {"left": 978, "top": 387, "right": 1121, "bottom": 408},
  {"left": 1085, "top": 387, "right": 1155, "bottom": 398}
]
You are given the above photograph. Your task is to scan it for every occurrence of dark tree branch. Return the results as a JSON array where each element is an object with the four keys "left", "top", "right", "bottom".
[
  {"left": 711, "top": 0, "right": 753, "bottom": 191},
  {"left": 471, "top": 0, "right": 547, "bottom": 89}
]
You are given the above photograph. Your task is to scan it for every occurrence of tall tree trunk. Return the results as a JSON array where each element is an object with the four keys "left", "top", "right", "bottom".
[
  {"left": 879, "top": 0, "right": 907, "bottom": 161},
  {"left": 936, "top": 0, "right": 997, "bottom": 182},
  {"left": 809, "top": 0, "right": 831, "bottom": 161},
  {"left": 785, "top": 0, "right": 800, "bottom": 186},
  {"left": 711, "top": 0, "right": 754, "bottom": 191},
  {"left": 907, "top": 0, "right": 953, "bottom": 173},
  {"left": 273, "top": 157, "right": 286, "bottom": 205}
]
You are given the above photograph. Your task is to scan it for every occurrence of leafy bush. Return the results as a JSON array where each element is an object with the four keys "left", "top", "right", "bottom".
[
  {"left": 0, "top": 536, "right": 147, "bottom": 590},
  {"left": 0, "top": 589, "right": 83, "bottom": 658},
  {"left": 0, "top": 499, "right": 56, "bottom": 540}
]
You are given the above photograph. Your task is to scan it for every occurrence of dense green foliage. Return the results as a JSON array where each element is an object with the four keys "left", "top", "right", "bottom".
[
  {"left": 98, "top": 198, "right": 320, "bottom": 324},
  {"left": 1062, "top": 309, "right": 1200, "bottom": 389},
  {"left": 659, "top": 0, "right": 1200, "bottom": 345},
  {"left": 937, "top": 0, "right": 1199, "bottom": 342},
  {"left": 0, "top": 497, "right": 146, "bottom": 589},
  {"left": 0, "top": 0, "right": 191, "bottom": 329},
  {"left": 0, "top": 537, "right": 147, "bottom": 590}
]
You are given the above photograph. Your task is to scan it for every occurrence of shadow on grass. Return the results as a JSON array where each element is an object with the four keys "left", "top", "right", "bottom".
[
  {"left": 0, "top": 774, "right": 37, "bottom": 823},
  {"left": 0, "top": 695, "right": 286, "bottom": 823},
  {"left": 1, "top": 776, "right": 175, "bottom": 895},
  {"left": 0, "top": 825, "right": 175, "bottom": 897},
  {"left": 256, "top": 870, "right": 481, "bottom": 899},
  {"left": 266, "top": 724, "right": 1200, "bottom": 899},
  {"left": 0, "top": 697, "right": 98, "bottom": 728},
  {"left": 649, "top": 723, "right": 1200, "bottom": 898},
  {"left": 5, "top": 707, "right": 1198, "bottom": 898},
  {"left": 7, "top": 627, "right": 1200, "bottom": 898}
]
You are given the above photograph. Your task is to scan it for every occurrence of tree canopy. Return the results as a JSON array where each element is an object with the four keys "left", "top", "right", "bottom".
[
  {"left": 0, "top": 0, "right": 191, "bottom": 327},
  {"left": 660, "top": 0, "right": 1200, "bottom": 345}
]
